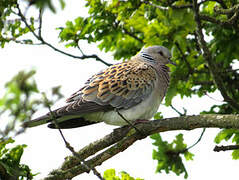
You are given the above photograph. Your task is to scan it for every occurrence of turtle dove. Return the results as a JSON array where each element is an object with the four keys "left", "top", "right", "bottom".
[{"left": 23, "top": 45, "right": 175, "bottom": 129}]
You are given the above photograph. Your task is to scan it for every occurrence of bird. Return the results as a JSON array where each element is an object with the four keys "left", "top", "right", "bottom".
[{"left": 23, "top": 45, "right": 175, "bottom": 129}]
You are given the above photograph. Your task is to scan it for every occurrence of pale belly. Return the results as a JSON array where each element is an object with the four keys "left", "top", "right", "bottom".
[{"left": 83, "top": 87, "right": 164, "bottom": 126}]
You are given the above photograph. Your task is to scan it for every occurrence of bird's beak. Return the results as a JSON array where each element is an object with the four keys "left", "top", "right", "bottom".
[{"left": 168, "top": 58, "right": 176, "bottom": 66}]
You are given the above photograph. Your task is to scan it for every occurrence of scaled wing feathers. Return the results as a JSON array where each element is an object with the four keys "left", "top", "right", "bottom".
[{"left": 66, "top": 59, "right": 157, "bottom": 110}]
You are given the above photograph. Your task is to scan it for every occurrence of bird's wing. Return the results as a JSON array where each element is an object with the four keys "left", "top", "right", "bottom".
[
  {"left": 24, "top": 60, "right": 158, "bottom": 129},
  {"left": 66, "top": 59, "right": 157, "bottom": 110}
]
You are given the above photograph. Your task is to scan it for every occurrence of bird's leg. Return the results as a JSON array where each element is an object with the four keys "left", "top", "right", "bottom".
[{"left": 115, "top": 109, "right": 146, "bottom": 137}]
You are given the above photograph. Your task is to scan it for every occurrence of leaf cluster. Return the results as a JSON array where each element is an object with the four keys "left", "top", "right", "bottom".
[
  {"left": 0, "top": 70, "right": 63, "bottom": 179},
  {"left": 103, "top": 169, "right": 143, "bottom": 180},
  {"left": 0, "top": 70, "right": 39, "bottom": 137},
  {"left": 214, "top": 129, "right": 239, "bottom": 159},
  {"left": 0, "top": 0, "right": 35, "bottom": 47},
  {"left": 151, "top": 133, "right": 193, "bottom": 179},
  {"left": 0, "top": 70, "right": 64, "bottom": 138},
  {"left": 0, "top": 138, "right": 35, "bottom": 180},
  {"left": 25, "top": 0, "right": 65, "bottom": 13}
]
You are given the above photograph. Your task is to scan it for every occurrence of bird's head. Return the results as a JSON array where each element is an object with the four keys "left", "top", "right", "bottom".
[{"left": 139, "top": 45, "right": 175, "bottom": 66}]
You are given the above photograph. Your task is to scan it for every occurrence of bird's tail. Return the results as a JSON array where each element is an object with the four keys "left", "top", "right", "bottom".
[
  {"left": 22, "top": 114, "right": 98, "bottom": 129},
  {"left": 22, "top": 114, "right": 51, "bottom": 128}
]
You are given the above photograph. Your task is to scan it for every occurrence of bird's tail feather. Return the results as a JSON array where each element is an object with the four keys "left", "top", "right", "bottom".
[
  {"left": 23, "top": 114, "right": 51, "bottom": 128},
  {"left": 23, "top": 114, "right": 98, "bottom": 129}
]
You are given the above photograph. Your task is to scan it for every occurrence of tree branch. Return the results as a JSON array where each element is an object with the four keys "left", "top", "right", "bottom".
[
  {"left": 16, "top": 3, "right": 111, "bottom": 67},
  {"left": 214, "top": 4, "right": 239, "bottom": 15},
  {"left": 169, "top": 104, "right": 187, "bottom": 116},
  {"left": 43, "top": 114, "right": 239, "bottom": 180},
  {"left": 192, "top": 0, "right": 239, "bottom": 112},
  {"left": 123, "top": 28, "right": 144, "bottom": 44},
  {"left": 214, "top": 144, "right": 239, "bottom": 152}
]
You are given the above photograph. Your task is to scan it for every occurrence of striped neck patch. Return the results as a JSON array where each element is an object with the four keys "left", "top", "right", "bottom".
[{"left": 140, "top": 52, "right": 155, "bottom": 63}]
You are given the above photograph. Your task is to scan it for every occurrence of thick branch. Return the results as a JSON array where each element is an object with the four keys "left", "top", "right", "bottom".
[
  {"left": 214, "top": 144, "right": 239, "bottom": 152},
  {"left": 192, "top": 0, "right": 239, "bottom": 112},
  {"left": 43, "top": 114, "right": 239, "bottom": 180}
]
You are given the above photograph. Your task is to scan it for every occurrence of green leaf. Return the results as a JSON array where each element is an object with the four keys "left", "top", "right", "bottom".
[
  {"left": 165, "top": 86, "right": 177, "bottom": 106},
  {"left": 232, "top": 150, "right": 239, "bottom": 160},
  {"left": 184, "top": 151, "right": 194, "bottom": 161},
  {"left": 154, "top": 112, "right": 163, "bottom": 120},
  {"left": 214, "top": 129, "right": 237, "bottom": 144},
  {"left": 103, "top": 169, "right": 143, "bottom": 180}
]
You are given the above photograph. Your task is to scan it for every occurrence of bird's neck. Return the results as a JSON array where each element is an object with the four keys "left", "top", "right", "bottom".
[
  {"left": 134, "top": 54, "right": 170, "bottom": 72},
  {"left": 139, "top": 52, "right": 156, "bottom": 64}
]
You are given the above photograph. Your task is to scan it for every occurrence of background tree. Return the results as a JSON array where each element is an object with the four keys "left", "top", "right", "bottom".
[{"left": 0, "top": 0, "right": 239, "bottom": 179}]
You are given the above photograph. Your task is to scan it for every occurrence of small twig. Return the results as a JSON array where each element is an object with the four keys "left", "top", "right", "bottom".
[
  {"left": 42, "top": 94, "right": 104, "bottom": 180},
  {"left": 76, "top": 42, "right": 85, "bottom": 55},
  {"left": 214, "top": 144, "right": 239, "bottom": 152},
  {"left": 187, "top": 128, "right": 206, "bottom": 150},
  {"left": 122, "top": 28, "right": 144, "bottom": 43},
  {"left": 38, "top": 8, "right": 43, "bottom": 38},
  {"left": 204, "top": 92, "right": 223, "bottom": 102},
  {"left": 76, "top": 42, "right": 112, "bottom": 66},
  {"left": 174, "top": 128, "right": 206, "bottom": 155},
  {"left": 175, "top": 42, "right": 194, "bottom": 75},
  {"left": 170, "top": 104, "right": 187, "bottom": 116}
]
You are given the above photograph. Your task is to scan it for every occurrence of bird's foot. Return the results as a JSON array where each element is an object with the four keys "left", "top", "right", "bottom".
[{"left": 134, "top": 119, "right": 149, "bottom": 124}]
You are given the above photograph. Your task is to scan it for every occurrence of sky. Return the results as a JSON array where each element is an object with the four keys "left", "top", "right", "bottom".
[{"left": 1, "top": 1, "right": 239, "bottom": 180}]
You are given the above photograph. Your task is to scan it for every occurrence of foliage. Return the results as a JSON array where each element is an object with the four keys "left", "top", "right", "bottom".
[
  {"left": 214, "top": 129, "right": 239, "bottom": 159},
  {"left": 57, "top": 0, "right": 239, "bottom": 113},
  {"left": 0, "top": 0, "right": 65, "bottom": 48},
  {"left": 0, "top": 138, "right": 35, "bottom": 180},
  {"left": 151, "top": 133, "right": 193, "bottom": 179},
  {"left": 104, "top": 169, "right": 143, "bottom": 180},
  {"left": 0, "top": 70, "right": 63, "bottom": 138},
  {"left": 1, "top": 1, "right": 239, "bottom": 112},
  {"left": 25, "top": 0, "right": 65, "bottom": 13},
  {"left": 0, "top": 70, "right": 39, "bottom": 137},
  {"left": 0, "top": 70, "right": 63, "bottom": 178}
]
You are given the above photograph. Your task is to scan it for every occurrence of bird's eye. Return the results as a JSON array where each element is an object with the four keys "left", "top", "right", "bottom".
[{"left": 158, "top": 51, "right": 164, "bottom": 56}]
